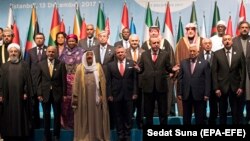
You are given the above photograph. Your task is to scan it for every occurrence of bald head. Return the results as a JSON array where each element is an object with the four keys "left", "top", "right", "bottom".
[
  {"left": 202, "top": 38, "right": 212, "bottom": 52},
  {"left": 129, "top": 34, "right": 140, "bottom": 49},
  {"left": 46, "top": 46, "right": 57, "bottom": 60}
]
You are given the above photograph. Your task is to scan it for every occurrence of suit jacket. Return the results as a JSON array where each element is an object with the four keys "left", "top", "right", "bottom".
[
  {"left": 212, "top": 47, "right": 246, "bottom": 94},
  {"left": 37, "top": 59, "right": 67, "bottom": 102},
  {"left": 25, "top": 46, "right": 48, "bottom": 93},
  {"left": 198, "top": 51, "right": 214, "bottom": 66},
  {"left": 177, "top": 58, "right": 211, "bottom": 100},
  {"left": 92, "top": 44, "right": 115, "bottom": 78},
  {"left": 126, "top": 47, "right": 145, "bottom": 88},
  {"left": 139, "top": 49, "right": 173, "bottom": 93},
  {"left": 78, "top": 37, "right": 99, "bottom": 50},
  {"left": 233, "top": 36, "right": 250, "bottom": 78},
  {"left": 141, "top": 39, "right": 175, "bottom": 66},
  {"left": 107, "top": 59, "right": 137, "bottom": 101}
]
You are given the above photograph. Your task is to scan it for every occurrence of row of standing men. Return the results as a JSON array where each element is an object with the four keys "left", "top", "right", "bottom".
[{"left": 0, "top": 19, "right": 250, "bottom": 141}]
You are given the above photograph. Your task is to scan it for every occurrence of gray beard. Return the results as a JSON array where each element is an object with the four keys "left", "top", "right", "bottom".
[{"left": 9, "top": 57, "right": 19, "bottom": 63}]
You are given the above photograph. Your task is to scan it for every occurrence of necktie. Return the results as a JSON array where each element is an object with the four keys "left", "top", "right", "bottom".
[
  {"left": 100, "top": 47, "right": 105, "bottom": 64},
  {"left": 88, "top": 40, "right": 92, "bottom": 48},
  {"left": 133, "top": 49, "right": 137, "bottom": 62},
  {"left": 38, "top": 48, "right": 42, "bottom": 61},
  {"left": 205, "top": 52, "right": 210, "bottom": 61},
  {"left": 226, "top": 50, "right": 230, "bottom": 67},
  {"left": 119, "top": 61, "right": 125, "bottom": 76},
  {"left": 191, "top": 61, "right": 195, "bottom": 74},
  {"left": 49, "top": 62, "right": 53, "bottom": 77},
  {"left": 125, "top": 41, "right": 128, "bottom": 48},
  {"left": 152, "top": 53, "right": 157, "bottom": 62}
]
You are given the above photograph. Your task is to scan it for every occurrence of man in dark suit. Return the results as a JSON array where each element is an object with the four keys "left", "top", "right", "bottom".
[
  {"left": 199, "top": 38, "right": 217, "bottom": 124},
  {"left": 139, "top": 37, "right": 179, "bottom": 125},
  {"left": 232, "top": 21, "right": 250, "bottom": 124},
  {"left": 141, "top": 26, "right": 176, "bottom": 117},
  {"left": 212, "top": 34, "right": 246, "bottom": 124},
  {"left": 178, "top": 44, "right": 211, "bottom": 125},
  {"left": 114, "top": 27, "right": 130, "bottom": 49},
  {"left": 37, "top": 46, "right": 67, "bottom": 141},
  {"left": 126, "top": 34, "right": 144, "bottom": 128},
  {"left": 107, "top": 46, "right": 137, "bottom": 141},
  {"left": 78, "top": 24, "right": 99, "bottom": 50},
  {"left": 25, "top": 32, "right": 48, "bottom": 129},
  {"left": 92, "top": 31, "right": 116, "bottom": 129}
]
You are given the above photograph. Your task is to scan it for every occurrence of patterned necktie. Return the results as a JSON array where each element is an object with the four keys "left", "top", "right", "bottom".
[
  {"left": 119, "top": 61, "right": 125, "bottom": 76},
  {"left": 38, "top": 48, "right": 42, "bottom": 61}
]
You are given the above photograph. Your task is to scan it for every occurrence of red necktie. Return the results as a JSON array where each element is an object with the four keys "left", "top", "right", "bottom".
[
  {"left": 152, "top": 53, "right": 157, "bottom": 62},
  {"left": 119, "top": 61, "right": 124, "bottom": 76}
]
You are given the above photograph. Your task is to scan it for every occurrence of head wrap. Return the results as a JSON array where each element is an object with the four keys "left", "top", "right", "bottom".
[
  {"left": 185, "top": 23, "right": 197, "bottom": 29},
  {"left": 66, "top": 34, "right": 78, "bottom": 42},
  {"left": 216, "top": 20, "right": 227, "bottom": 27},
  {"left": 149, "top": 26, "right": 160, "bottom": 32},
  {"left": 7, "top": 43, "right": 21, "bottom": 52}
]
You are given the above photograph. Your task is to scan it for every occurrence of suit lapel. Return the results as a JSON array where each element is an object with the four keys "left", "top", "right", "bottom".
[
  {"left": 123, "top": 60, "right": 132, "bottom": 77},
  {"left": 138, "top": 48, "right": 143, "bottom": 63},
  {"left": 231, "top": 48, "right": 238, "bottom": 68},
  {"left": 222, "top": 50, "right": 230, "bottom": 68},
  {"left": 146, "top": 51, "right": 155, "bottom": 66},
  {"left": 115, "top": 61, "right": 123, "bottom": 77},
  {"left": 192, "top": 59, "right": 202, "bottom": 75},
  {"left": 246, "top": 37, "right": 250, "bottom": 57},
  {"left": 154, "top": 50, "right": 164, "bottom": 66},
  {"left": 44, "top": 60, "right": 51, "bottom": 78},
  {"left": 126, "top": 48, "right": 133, "bottom": 60},
  {"left": 95, "top": 46, "right": 101, "bottom": 63},
  {"left": 185, "top": 59, "right": 192, "bottom": 75},
  {"left": 52, "top": 59, "right": 60, "bottom": 78},
  {"left": 103, "top": 45, "right": 111, "bottom": 64}
]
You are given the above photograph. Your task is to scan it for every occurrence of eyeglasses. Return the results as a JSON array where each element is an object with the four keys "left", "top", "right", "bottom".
[{"left": 185, "top": 27, "right": 196, "bottom": 31}]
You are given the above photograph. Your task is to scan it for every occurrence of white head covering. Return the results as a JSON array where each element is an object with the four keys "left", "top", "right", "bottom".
[
  {"left": 82, "top": 50, "right": 101, "bottom": 104},
  {"left": 216, "top": 20, "right": 227, "bottom": 27},
  {"left": 185, "top": 22, "right": 197, "bottom": 29},
  {"left": 7, "top": 43, "right": 21, "bottom": 52}
]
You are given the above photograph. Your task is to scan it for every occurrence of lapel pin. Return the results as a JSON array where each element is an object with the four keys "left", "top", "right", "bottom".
[
  {"left": 234, "top": 52, "right": 236, "bottom": 55},
  {"left": 199, "top": 61, "right": 201, "bottom": 64}
]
